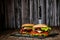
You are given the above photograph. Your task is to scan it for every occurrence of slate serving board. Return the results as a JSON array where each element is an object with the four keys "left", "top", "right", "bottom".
[{"left": 10, "top": 33, "right": 59, "bottom": 39}]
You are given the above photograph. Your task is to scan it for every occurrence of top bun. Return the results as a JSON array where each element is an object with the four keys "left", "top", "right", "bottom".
[
  {"left": 22, "top": 24, "right": 34, "bottom": 27},
  {"left": 33, "top": 24, "right": 47, "bottom": 28}
]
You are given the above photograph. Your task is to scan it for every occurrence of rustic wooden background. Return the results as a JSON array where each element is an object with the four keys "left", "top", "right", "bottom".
[{"left": 0, "top": 0, "right": 60, "bottom": 31}]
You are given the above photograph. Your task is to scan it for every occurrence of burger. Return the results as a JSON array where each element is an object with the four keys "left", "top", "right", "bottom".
[
  {"left": 20, "top": 24, "right": 34, "bottom": 34},
  {"left": 30, "top": 24, "right": 51, "bottom": 37}
]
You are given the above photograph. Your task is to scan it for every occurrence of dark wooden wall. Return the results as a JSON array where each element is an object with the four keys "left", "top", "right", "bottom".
[
  {"left": 0, "top": 0, "right": 5, "bottom": 31},
  {"left": 0, "top": 0, "right": 60, "bottom": 31},
  {"left": 21, "top": 0, "right": 60, "bottom": 26},
  {"left": 0, "top": 0, "right": 22, "bottom": 30}
]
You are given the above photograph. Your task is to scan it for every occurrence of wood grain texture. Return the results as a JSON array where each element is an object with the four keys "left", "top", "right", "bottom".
[
  {"left": 0, "top": 0, "right": 60, "bottom": 30},
  {"left": 0, "top": 27, "right": 60, "bottom": 40}
]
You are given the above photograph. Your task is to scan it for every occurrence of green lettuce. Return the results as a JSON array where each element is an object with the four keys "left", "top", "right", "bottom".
[{"left": 41, "top": 27, "right": 51, "bottom": 31}]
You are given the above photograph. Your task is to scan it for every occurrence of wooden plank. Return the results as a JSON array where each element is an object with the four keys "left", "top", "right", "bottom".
[
  {"left": 5, "top": 0, "right": 15, "bottom": 29},
  {"left": 21, "top": 0, "right": 30, "bottom": 24},
  {"left": 40, "top": 0, "right": 46, "bottom": 24},
  {"left": 30, "top": 0, "right": 33, "bottom": 23},
  {"left": 54, "top": 0, "right": 57, "bottom": 26},
  {"left": 58, "top": 0, "right": 60, "bottom": 26},
  {"left": 17, "top": 0, "right": 22, "bottom": 28},
  {"left": 48, "top": 0, "right": 53, "bottom": 26},
  {"left": 56, "top": 0, "right": 59, "bottom": 26},
  {"left": 4, "top": 0, "right": 8, "bottom": 29},
  {"left": 33, "top": 0, "right": 38, "bottom": 24},
  {"left": 14, "top": 0, "right": 18, "bottom": 29},
  {"left": 46, "top": 0, "right": 48, "bottom": 25},
  {"left": 21, "top": 0, "right": 25, "bottom": 24},
  {"left": 38, "top": 0, "right": 40, "bottom": 19},
  {"left": 0, "top": 0, "right": 5, "bottom": 31}
]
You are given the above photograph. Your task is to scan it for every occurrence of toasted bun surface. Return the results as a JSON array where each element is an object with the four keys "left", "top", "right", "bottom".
[
  {"left": 22, "top": 24, "right": 34, "bottom": 27},
  {"left": 33, "top": 24, "right": 47, "bottom": 28}
]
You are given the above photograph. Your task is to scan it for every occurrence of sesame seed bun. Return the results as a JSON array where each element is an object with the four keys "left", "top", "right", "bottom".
[
  {"left": 22, "top": 24, "right": 34, "bottom": 27},
  {"left": 33, "top": 24, "right": 47, "bottom": 28}
]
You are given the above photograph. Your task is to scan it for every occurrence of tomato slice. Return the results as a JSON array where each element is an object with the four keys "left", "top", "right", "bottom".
[
  {"left": 41, "top": 32, "right": 49, "bottom": 36},
  {"left": 30, "top": 31, "right": 38, "bottom": 34}
]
